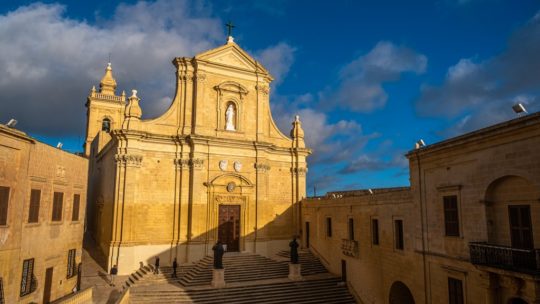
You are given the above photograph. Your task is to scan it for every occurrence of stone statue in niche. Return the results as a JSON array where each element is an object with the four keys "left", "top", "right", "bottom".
[{"left": 225, "top": 104, "right": 236, "bottom": 131}]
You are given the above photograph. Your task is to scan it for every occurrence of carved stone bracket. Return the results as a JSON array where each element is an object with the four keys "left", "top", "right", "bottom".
[
  {"left": 178, "top": 73, "right": 195, "bottom": 83},
  {"left": 255, "top": 163, "right": 271, "bottom": 173},
  {"left": 194, "top": 73, "right": 207, "bottom": 83},
  {"left": 190, "top": 158, "right": 205, "bottom": 169},
  {"left": 174, "top": 159, "right": 190, "bottom": 170},
  {"left": 55, "top": 165, "right": 66, "bottom": 179},
  {"left": 291, "top": 167, "right": 308, "bottom": 176},
  {"left": 256, "top": 84, "right": 270, "bottom": 96},
  {"left": 115, "top": 154, "right": 143, "bottom": 167}
]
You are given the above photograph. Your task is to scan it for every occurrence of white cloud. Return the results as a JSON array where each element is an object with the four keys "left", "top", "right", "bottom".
[
  {"left": 255, "top": 42, "right": 296, "bottom": 84},
  {"left": 446, "top": 58, "right": 479, "bottom": 81},
  {"left": 330, "top": 41, "right": 427, "bottom": 112},
  {"left": 416, "top": 10, "right": 540, "bottom": 133},
  {"left": 0, "top": 1, "right": 296, "bottom": 137}
]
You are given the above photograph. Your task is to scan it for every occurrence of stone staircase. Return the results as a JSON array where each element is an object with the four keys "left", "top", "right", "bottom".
[
  {"left": 129, "top": 277, "right": 355, "bottom": 303},
  {"left": 124, "top": 251, "right": 356, "bottom": 303}
]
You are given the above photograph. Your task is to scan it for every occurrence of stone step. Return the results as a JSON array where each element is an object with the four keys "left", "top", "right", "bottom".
[{"left": 131, "top": 278, "right": 354, "bottom": 304}]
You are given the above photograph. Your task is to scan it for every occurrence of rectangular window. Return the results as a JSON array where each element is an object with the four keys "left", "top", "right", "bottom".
[
  {"left": 67, "top": 249, "right": 76, "bottom": 278},
  {"left": 0, "top": 186, "right": 10, "bottom": 226},
  {"left": 348, "top": 218, "right": 355, "bottom": 241},
  {"left": 444, "top": 195, "right": 460, "bottom": 236},
  {"left": 52, "top": 192, "right": 63, "bottom": 221},
  {"left": 372, "top": 219, "right": 379, "bottom": 245},
  {"left": 395, "top": 219, "right": 404, "bottom": 250},
  {"left": 326, "top": 217, "right": 332, "bottom": 237},
  {"left": 28, "top": 189, "right": 41, "bottom": 223},
  {"left": 20, "top": 258, "right": 34, "bottom": 296},
  {"left": 0, "top": 277, "right": 4, "bottom": 304},
  {"left": 72, "top": 194, "right": 80, "bottom": 221},
  {"left": 448, "top": 277, "right": 464, "bottom": 304}
]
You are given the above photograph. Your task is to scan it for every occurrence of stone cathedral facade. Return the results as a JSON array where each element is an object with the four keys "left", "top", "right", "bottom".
[{"left": 84, "top": 38, "right": 310, "bottom": 275}]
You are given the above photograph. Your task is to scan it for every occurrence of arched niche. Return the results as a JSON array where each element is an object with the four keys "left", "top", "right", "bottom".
[
  {"left": 389, "top": 281, "right": 415, "bottom": 304},
  {"left": 485, "top": 175, "right": 540, "bottom": 247},
  {"left": 214, "top": 81, "right": 248, "bottom": 132}
]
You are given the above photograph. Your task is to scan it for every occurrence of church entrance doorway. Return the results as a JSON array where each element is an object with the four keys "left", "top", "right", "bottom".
[{"left": 218, "top": 205, "right": 240, "bottom": 252}]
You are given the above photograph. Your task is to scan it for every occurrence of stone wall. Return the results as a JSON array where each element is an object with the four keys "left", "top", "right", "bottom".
[{"left": 0, "top": 125, "right": 88, "bottom": 303}]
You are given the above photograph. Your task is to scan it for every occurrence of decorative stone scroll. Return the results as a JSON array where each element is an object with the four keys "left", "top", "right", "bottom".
[
  {"left": 174, "top": 159, "right": 190, "bottom": 170},
  {"left": 194, "top": 73, "right": 207, "bottom": 83},
  {"left": 191, "top": 158, "right": 205, "bottom": 169},
  {"left": 215, "top": 195, "right": 246, "bottom": 203},
  {"left": 254, "top": 163, "right": 271, "bottom": 173},
  {"left": 256, "top": 83, "right": 270, "bottom": 96},
  {"left": 291, "top": 167, "right": 308, "bottom": 176},
  {"left": 115, "top": 154, "right": 143, "bottom": 167},
  {"left": 55, "top": 165, "right": 66, "bottom": 178}
]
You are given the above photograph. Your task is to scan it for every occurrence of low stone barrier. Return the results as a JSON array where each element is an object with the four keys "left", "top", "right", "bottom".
[{"left": 51, "top": 287, "right": 93, "bottom": 304}]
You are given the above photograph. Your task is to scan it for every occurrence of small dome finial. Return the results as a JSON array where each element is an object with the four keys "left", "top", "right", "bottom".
[{"left": 99, "top": 62, "right": 117, "bottom": 95}]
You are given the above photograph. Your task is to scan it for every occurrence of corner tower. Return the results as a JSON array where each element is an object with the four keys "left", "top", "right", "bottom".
[{"left": 84, "top": 63, "right": 126, "bottom": 156}]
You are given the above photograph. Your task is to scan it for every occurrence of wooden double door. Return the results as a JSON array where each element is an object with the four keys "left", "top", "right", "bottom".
[{"left": 218, "top": 205, "right": 240, "bottom": 252}]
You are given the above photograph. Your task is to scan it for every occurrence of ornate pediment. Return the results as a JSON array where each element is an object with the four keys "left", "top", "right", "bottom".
[
  {"left": 214, "top": 81, "right": 249, "bottom": 97},
  {"left": 195, "top": 42, "right": 271, "bottom": 76}
]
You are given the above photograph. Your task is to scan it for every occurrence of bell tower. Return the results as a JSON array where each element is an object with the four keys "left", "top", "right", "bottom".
[{"left": 84, "top": 63, "right": 126, "bottom": 156}]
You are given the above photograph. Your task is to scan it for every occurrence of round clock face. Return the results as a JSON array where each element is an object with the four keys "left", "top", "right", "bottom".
[{"left": 227, "top": 182, "right": 236, "bottom": 192}]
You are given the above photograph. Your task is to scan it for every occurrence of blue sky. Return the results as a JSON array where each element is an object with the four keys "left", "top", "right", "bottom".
[{"left": 1, "top": 0, "right": 539, "bottom": 194}]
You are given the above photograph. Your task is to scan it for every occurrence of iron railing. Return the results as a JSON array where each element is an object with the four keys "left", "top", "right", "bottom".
[
  {"left": 341, "top": 239, "right": 359, "bottom": 258},
  {"left": 469, "top": 242, "right": 540, "bottom": 274}
]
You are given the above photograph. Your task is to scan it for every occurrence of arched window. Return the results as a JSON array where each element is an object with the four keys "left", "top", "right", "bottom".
[{"left": 101, "top": 118, "right": 111, "bottom": 132}]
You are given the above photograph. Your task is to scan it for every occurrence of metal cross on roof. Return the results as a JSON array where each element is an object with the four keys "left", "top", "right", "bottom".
[{"left": 225, "top": 21, "right": 235, "bottom": 37}]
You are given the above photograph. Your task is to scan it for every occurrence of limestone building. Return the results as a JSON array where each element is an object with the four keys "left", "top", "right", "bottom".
[
  {"left": 85, "top": 37, "right": 310, "bottom": 275},
  {"left": 302, "top": 112, "right": 540, "bottom": 304},
  {"left": 0, "top": 124, "right": 88, "bottom": 303}
]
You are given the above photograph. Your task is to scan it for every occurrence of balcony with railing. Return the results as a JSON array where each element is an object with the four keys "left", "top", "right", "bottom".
[
  {"left": 469, "top": 242, "right": 540, "bottom": 275},
  {"left": 341, "top": 239, "right": 359, "bottom": 258}
]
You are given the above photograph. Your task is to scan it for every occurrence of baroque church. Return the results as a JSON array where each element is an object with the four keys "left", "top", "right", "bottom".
[{"left": 84, "top": 36, "right": 310, "bottom": 275}]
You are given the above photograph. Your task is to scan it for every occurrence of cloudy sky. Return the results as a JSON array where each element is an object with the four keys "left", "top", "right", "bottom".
[{"left": 1, "top": 0, "right": 539, "bottom": 194}]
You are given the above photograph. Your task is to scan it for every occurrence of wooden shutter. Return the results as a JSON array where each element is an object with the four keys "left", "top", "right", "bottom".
[
  {"left": 444, "top": 196, "right": 460, "bottom": 236},
  {"left": 67, "top": 249, "right": 76, "bottom": 278},
  {"left": 52, "top": 192, "right": 63, "bottom": 221},
  {"left": 372, "top": 219, "right": 379, "bottom": 245},
  {"left": 395, "top": 220, "right": 404, "bottom": 250},
  {"left": 0, "top": 277, "right": 4, "bottom": 304},
  {"left": 509, "top": 205, "right": 533, "bottom": 249},
  {"left": 28, "top": 189, "right": 40, "bottom": 223},
  {"left": 348, "top": 218, "right": 355, "bottom": 241},
  {"left": 448, "top": 277, "right": 464, "bottom": 304},
  {"left": 72, "top": 194, "right": 80, "bottom": 221},
  {"left": 20, "top": 258, "right": 34, "bottom": 296},
  {"left": 326, "top": 218, "right": 332, "bottom": 237},
  {"left": 0, "top": 187, "right": 9, "bottom": 226}
]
